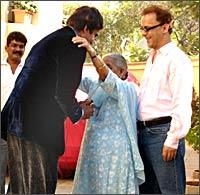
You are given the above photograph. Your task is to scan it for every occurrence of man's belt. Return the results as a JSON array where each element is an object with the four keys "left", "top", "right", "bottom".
[{"left": 137, "top": 116, "right": 172, "bottom": 129}]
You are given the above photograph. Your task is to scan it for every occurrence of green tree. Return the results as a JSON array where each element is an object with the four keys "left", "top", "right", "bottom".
[
  {"left": 186, "top": 89, "right": 199, "bottom": 152},
  {"left": 93, "top": 1, "right": 153, "bottom": 62},
  {"left": 169, "top": 1, "right": 199, "bottom": 56},
  {"left": 63, "top": 1, "right": 199, "bottom": 62}
]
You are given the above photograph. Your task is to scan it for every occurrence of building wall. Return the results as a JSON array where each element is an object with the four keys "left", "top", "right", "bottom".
[
  {"left": 86, "top": 60, "right": 199, "bottom": 94},
  {"left": 1, "top": 1, "right": 9, "bottom": 59},
  {"left": 128, "top": 59, "right": 199, "bottom": 94},
  {"left": 1, "top": 1, "right": 63, "bottom": 60}
]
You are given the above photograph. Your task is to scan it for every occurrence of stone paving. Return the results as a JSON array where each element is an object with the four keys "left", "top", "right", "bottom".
[
  {"left": 185, "top": 142, "right": 199, "bottom": 179},
  {"left": 185, "top": 142, "right": 199, "bottom": 194},
  {"left": 55, "top": 178, "right": 73, "bottom": 194}
]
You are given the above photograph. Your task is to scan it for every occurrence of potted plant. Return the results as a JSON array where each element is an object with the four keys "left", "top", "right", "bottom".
[{"left": 11, "top": 1, "right": 38, "bottom": 24}]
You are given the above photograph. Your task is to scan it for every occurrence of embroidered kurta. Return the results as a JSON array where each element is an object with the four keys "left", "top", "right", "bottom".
[{"left": 72, "top": 70, "right": 144, "bottom": 194}]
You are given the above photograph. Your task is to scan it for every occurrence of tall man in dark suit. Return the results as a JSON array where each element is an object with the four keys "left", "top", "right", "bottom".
[{"left": 1, "top": 6, "right": 103, "bottom": 194}]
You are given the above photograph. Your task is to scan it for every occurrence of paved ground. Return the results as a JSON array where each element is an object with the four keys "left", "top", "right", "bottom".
[
  {"left": 4, "top": 143, "right": 199, "bottom": 194},
  {"left": 55, "top": 178, "right": 73, "bottom": 194},
  {"left": 185, "top": 142, "right": 199, "bottom": 179},
  {"left": 184, "top": 142, "right": 199, "bottom": 194},
  {"left": 55, "top": 142, "right": 199, "bottom": 194}
]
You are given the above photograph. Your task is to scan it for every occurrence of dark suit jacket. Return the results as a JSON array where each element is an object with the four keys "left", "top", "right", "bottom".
[{"left": 1, "top": 26, "right": 86, "bottom": 155}]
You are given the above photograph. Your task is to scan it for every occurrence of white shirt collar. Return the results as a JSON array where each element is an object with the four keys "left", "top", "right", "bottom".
[
  {"left": 1, "top": 58, "right": 25, "bottom": 67},
  {"left": 158, "top": 41, "right": 176, "bottom": 54}
]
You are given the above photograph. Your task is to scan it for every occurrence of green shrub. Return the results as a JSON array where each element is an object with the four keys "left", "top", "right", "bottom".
[
  {"left": 12, "top": 1, "right": 38, "bottom": 13},
  {"left": 186, "top": 88, "right": 199, "bottom": 152}
]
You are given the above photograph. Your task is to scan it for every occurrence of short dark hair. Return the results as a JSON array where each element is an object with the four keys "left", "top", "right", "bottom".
[
  {"left": 6, "top": 31, "right": 27, "bottom": 46},
  {"left": 67, "top": 6, "right": 103, "bottom": 33},
  {"left": 141, "top": 5, "right": 173, "bottom": 34}
]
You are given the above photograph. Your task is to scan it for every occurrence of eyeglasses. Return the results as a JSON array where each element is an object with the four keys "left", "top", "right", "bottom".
[{"left": 140, "top": 23, "right": 164, "bottom": 32}]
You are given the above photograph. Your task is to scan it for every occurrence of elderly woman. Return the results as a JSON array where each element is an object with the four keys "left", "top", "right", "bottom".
[{"left": 71, "top": 36, "right": 145, "bottom": 194}]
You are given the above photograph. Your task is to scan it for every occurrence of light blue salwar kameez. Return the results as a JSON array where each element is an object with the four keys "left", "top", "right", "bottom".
[{"left": 72, "top": 70, "right": 145, "bottom": 194}]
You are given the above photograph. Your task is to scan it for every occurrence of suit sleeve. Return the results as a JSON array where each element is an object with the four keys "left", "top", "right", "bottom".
[{"left": 54, "top": 38, "right": 86, "bottom": 123}]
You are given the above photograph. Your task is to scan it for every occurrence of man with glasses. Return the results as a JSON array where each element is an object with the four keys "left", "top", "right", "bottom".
[
  {"left": 1, "top": 6, "right": 103, "bottom": 194},
  {"left": 137, "top": 5, "right": 193, "bottom": 194}
]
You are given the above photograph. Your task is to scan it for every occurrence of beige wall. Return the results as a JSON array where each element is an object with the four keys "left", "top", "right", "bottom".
[
  {"left": 1, "top": 1, "right": 9, "bottom": 59},
  {"left": 85, "top": 59, "right": 199, "bottom": 94},
  {"left": 1, "top": 1, "right": 63, "bottom": 61},
  {"left": 191, "top": 58, "right": 199, "bottom": 94},
  {"left": 128, "top": 59, "right": 199, "bottom": 94}
]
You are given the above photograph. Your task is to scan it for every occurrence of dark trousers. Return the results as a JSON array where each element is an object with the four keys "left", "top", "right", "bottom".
[
  {"left": 7, "top": 133, "right": 59, "bottom": 194},
  {"left": 0, "top": 138, "right": 8, "bottom": 194}
]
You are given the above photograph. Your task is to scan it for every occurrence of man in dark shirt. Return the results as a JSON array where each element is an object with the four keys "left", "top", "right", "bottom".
[{"left": 1, "top": 6, "right": 103, "bottom": 194}]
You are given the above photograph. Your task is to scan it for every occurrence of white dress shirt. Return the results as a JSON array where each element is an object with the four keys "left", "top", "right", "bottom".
[
  {"left": 1, "top": 59, "right": 24, "bottom": 110},
  {"left": 138, "top": 42, "right": 193, "bottom": 149}
]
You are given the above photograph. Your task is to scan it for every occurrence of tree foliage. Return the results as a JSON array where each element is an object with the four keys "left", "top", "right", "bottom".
[
  {"left": 186, "top": 89, "right": 199, "bottom": 152},
  {"left": 169, "top": 1, "right": 199, "bottom": 56},
  {"left": 63, "top": 1, "right": 199, "bottom": 62}
]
